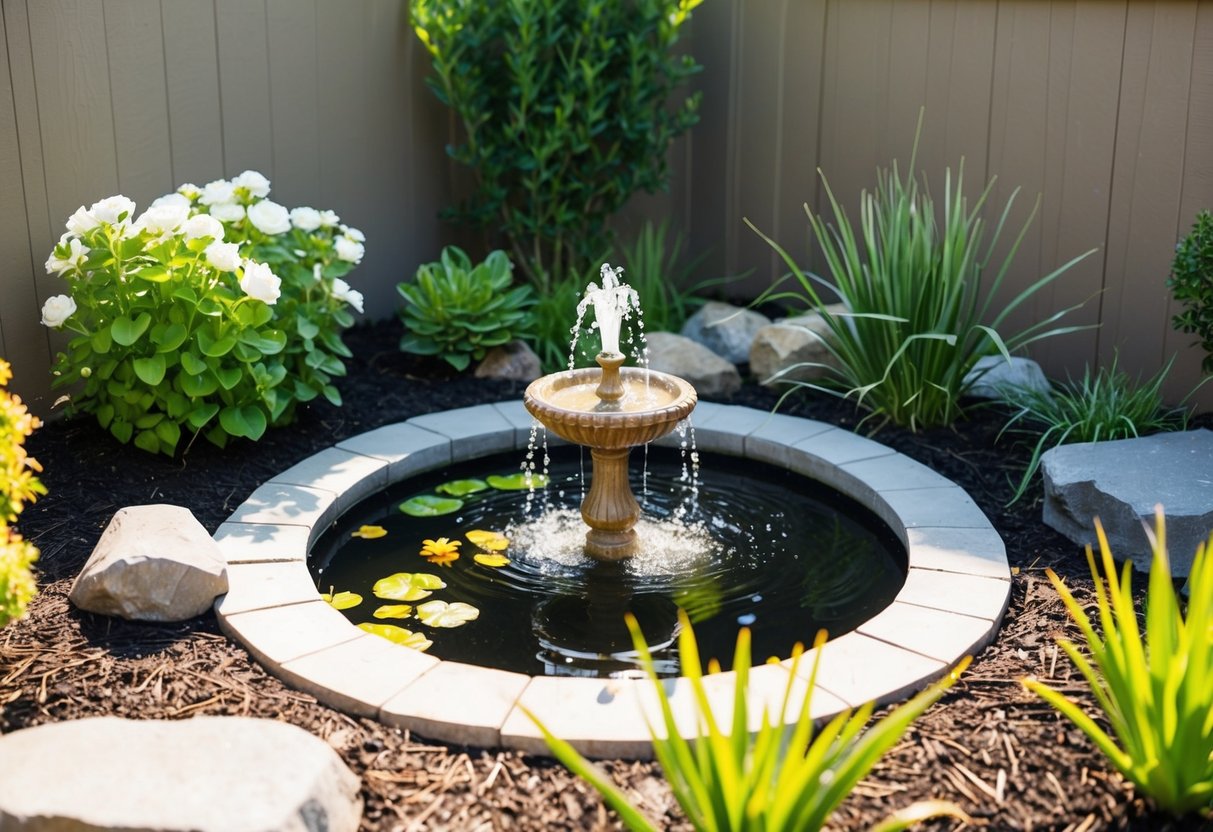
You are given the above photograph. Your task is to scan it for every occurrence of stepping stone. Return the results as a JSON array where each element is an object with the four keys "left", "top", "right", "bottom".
[
  {"left": 1041, "top": 429, "right": 1213, "bottom": 577},
  {"left": 0, "top": 716, "right": 362, "bottom": 831},
  {"left": 69, "top": 504, "right": 228, "bottom": 621},
  {"left": 680, "top": 301, "right": 770, "bottom": 364}
]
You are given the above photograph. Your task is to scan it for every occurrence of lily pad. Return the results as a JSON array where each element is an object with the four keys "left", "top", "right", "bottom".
[
  {"left": 473, "top": 553, "right": 510, "bottom": 568},
  {"left": 373, "top": 572, "right": 446, "bottom": 601},
  {"left": 435, "top": 478, "right": 488, "bottom": 497},
  {"left": 351, "top": 524, "right": 387, "bottom": 539},
  {"left": 466, "top": 529, "right": 509, "bottom": 551},
  {"left": 320, "top": 590, "right": 363, "bottom": 610},
  {"left": 357, "top": 622, "right": 432, "bottom": 651},
  {"left": 486, "top": 472, "right": 549, "bottom": 491},
  {"left": 416, "top": 600, "right": 481, "bottom": 628},
  {"left": 372, "top": 604, "right": 414, "bottom": 620},
  {"left": 399, "top": 494, "right": 463, "bottom": 517}
]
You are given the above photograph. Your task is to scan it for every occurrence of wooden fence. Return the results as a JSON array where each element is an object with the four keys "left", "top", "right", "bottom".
[{"left": 3, "top": 0, "right": 1212, "bottom": 414}]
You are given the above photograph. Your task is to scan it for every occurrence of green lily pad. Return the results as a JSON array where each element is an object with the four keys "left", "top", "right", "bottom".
[
  {"left": 373, "top": 572, "right": 446, "bottom": 601},
  {"left": 320, "top": 590, "right": 363, "bottom": 611},
  {"left": 435, "top": 478, "right": 488, "bottom": 497},
  {"left": 357, "top": 622, "right": 432, "bottom": 651},
  {"left": 416, "top": 600, "right": 481, "bottom": 628},
  {"left": 399, "top": 494, "right": 464, "bottom": 516},
  {"left": 372, "top": 604, "right": 413, "bottom": 620},
  {"left": 486, "top": 472, "right": 550, "bottom": 491}
]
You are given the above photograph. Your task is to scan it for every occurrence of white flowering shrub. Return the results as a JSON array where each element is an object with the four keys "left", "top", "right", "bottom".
[{"left": 43, "top": 172, "right": 366, "bottom": 455}]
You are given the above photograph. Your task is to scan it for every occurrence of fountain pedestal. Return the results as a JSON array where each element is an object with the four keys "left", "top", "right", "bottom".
[{"left": 524, "top": 352, "right": 697, "bottom": 562}]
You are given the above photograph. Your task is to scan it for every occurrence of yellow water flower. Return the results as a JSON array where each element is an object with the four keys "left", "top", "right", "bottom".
[
  {"left": 473, "top": 553, "right": 510, "bottom": 568},
  {"left": 466, "top": 529, "right": 509, "bottom": 551},
  {"left": 420, "top": 536, "right": 461, "bottom": 567},
  {"left": 351, "top": 524, "right": 387, "bottom": 539}
]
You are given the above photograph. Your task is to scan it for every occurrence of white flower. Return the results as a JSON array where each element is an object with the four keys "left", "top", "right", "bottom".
[
  {"left": 88, "top": 195, "right": 137, "bottom": 228},
  {"left": 290, "top": 206, "right": 322, "bottom": 231},
  {"left": 334, "top": 236, "right": 364, "bottom": 264},
  {"left": 210, "top": 202, "right": 245, "bottom": 222},
  {"left": 40, "top": 294, "right": 77, "bottom": 328},
  {"left": 340, "top": 224, "right": 365, "bottom": 243},
  {"left": 134, "top": 200, "right": 190, "bottom": 236},
  {"left": 331, "top": 278, "right": 364, "bottom": 313},
  {"left": 318, "top": 209, "right": 340, "bottom": 228},
  {"left": 233, "top": 170, "right": 271, "bottom": 198},
  {"left": 199, "top": 179, "right": 236, "bottom": 206},
  {"left": 312, "top": 263, "right": 323, "bottom": 282},
  {"left": 177, "top": 183, "right": 201, "bottom": 201},
  {"left": 44, "top": 238, "right": 90, "bottom": 275},
  {"left": 181, "top": 214, "right": 225, "bottom": 242},
  {"left": 239, "top": 259, "right": 281, "bottom": 305},
  {"left": 65, "top": 205, "right": 99, "bottom": 236},
  {"left": 150, "top": 192, "right": 191, "bottom": 211},
  {"left": 247, "top": 200, "right": 291, "bottom": 235},
  {"left": 205, "top": 241, "right": 242, "bottom": 272}
]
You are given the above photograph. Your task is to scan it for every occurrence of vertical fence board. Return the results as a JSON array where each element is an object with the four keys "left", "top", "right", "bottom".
[
  {"left": 1102, "top": 2, "right": 1197, "bottom": 380},
  {"left": 0, "top": 0, "right": 50, "bottom": 406},
  {"left": 215, "top": 0, "right": 273, "bottom": 176},
  {"left": 266, "top": 0, "right": 319, "bottom": 205},
  {"left": 1163, "top": 1, "right": 1213, "bottom": 402},
  {"left": 104, "top": 0, "right": 174, "bottom": 204},
  {"left": 160, "top": 0, "right": 223, "bottom": 185}
]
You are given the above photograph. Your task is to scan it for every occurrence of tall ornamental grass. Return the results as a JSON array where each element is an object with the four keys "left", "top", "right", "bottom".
[
  {"left": 748, "top": 144, "right": 1093, "bottom": 431},
  {"left": 1024, "top": 509, "right": 1213, "bottom": 816},
  {"left": 529, "top": 611, "right": 971, "bottom": 831}
]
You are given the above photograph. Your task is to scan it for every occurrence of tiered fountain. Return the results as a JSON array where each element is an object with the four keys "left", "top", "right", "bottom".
[{"left": 523, "top": 266, "right": 697, "bottom": 561}]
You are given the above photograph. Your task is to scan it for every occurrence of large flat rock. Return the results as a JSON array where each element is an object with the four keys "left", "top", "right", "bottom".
[
  {"left": 0, "top": 716, "right": 361, "bottom": 832},
  {"left": 1041, "top": 429, "right": 1213, "bottom": 576}
]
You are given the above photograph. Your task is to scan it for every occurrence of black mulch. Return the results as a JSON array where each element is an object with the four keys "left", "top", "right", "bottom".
[{"left": 4, "top": 317, "right": 1211, "bottom": 831}]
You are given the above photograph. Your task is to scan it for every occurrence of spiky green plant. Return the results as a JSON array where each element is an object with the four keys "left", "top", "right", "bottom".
[
  {"left": 1024, "top": 509, "right": 1213, "bottom": 816},
  {"left": 528, "top": 611, "right": 971, "bottom": 831}
]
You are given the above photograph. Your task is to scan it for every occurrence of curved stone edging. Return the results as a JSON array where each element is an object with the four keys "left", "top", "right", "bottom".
[{"left": 212, "top": 401, "right": 1011, "bottom": 759}]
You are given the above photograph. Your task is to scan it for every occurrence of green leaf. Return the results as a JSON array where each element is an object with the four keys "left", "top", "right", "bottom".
[
  {"left": 180, "top": 352, "right": 207, "bottom": 375},
  {"left": 321, "top": 385, "right": 342, "bottom": 406},
  {"left": 218, "top": 405, "right": 267, "bottom": 440},
  {"left": 136, "top": 264, "right": 170, "bottom": 283},
  {"left": 111, "top": 313, "right": 152, "bottom": 347},
  {"left": 154, "top": 418, "right": 181, "bottom": 451},
  {"left": 197, "top": 328, "right": 238, "bottom": 357},
  {"left": 186, "top": 402, "right": 219, "bottom": 429},
  {"left": 133, "top": 430, "right": 160, "bottom": 454},
  {"left": 398, "top": 495, "right": 463, "bottom": 517},
  {"left": 153, "top": 323, "right": 189, "bottom": 353},
  {"left": 435, "top": 478, "right": 488, "bottom": 497},
  {"left": 132, "top": 355, "right": 166, "bottom": 386},
  {"left": 214, "top": 366, "right": 242, "bottom": 390},
  {"left": 296, "top": 315, "right": 320, "bottom": 340},
  {"left": 179, "top": 371, "right": 218, "bottom": 398},
  {"left": 91, "top": 328, "right": 113, "bottom": 354},
  {"left": 110, "top": 419, "right": 133, "bottom": 444},
  {"left": 487, "top": 472, "right": 549, "bottom": 491}
]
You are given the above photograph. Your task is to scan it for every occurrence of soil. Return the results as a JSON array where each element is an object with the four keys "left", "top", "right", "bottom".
[{"left": 4, "top": 317, "right": 1211, "bottom": 832}]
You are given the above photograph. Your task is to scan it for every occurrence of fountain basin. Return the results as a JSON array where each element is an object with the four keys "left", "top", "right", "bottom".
[{"left": 213, "top": 401, "right": 1012, "bottom": 759}]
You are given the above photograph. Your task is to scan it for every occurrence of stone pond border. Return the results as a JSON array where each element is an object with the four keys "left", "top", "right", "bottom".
[{"left": 213, "top": 401, "right": 1011, "bottom": 760}]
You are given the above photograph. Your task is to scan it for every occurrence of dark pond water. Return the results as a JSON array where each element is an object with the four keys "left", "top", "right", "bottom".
[{"left": 309, "top": 446, "right": 905, "bottom": 677}]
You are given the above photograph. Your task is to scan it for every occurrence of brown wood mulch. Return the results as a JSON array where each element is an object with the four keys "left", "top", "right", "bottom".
[{"left": 4, "top": 317, "right": 1211, "bottom": 832}]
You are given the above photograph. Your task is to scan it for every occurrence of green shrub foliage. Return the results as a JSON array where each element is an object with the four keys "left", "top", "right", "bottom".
[
  {"left": 1168, "top": 209, "right": 1213, "bottom": 373},
  {"left": 0, "top": 359, "right": 43, "bottom": 628},
  {"left": 397, "top": 247, "right": 535, "bottom": 371},
  {"left": 412, "top": 0, "right": 704, "bottom": 289}
]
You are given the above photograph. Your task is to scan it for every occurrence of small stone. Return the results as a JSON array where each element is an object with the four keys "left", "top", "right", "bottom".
[
  {"left": 645, "top": 331, "right": 741, "bottom": 397},
  {"left": 679, "top": 301, "right": 771, "bottom": 364},
  {"left": 964, "top": 355, "right": 1052, "bottom": 400},
  {"left": 0, "top": 716, "right": 362, "bottom": 832},
  {"left": 1041, "top": 429, "right": 1213, "bottom": 577},
  {"left": 69, "top": 504, "right": 228, "bottom": 621},
  {"left": 474, "top": 340, "right": 542, "bottom": 382},
  {"left": 748, "top": 305, "right": 846, "bottom": 387}
]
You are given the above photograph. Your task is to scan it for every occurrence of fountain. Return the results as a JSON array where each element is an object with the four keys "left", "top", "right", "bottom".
[{"left": 523, "top": 265, "right": 697, "bottom": 560}]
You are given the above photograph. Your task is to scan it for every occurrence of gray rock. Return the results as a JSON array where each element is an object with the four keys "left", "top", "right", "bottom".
[
  {"left": 474, "top": 339, "right": 542, "bottom": 382},
  {"left": 645, "top": 331, "right": 741, "bottom": 397},
  {"left": 1041, "top": 429, "right": 1213, "bottom": 577},
  {"left": 680, "top": 301, "right": 771, "bottom": 364},
  {"left": 748, "top": 305, "right": 846, "bottom": 387},
  {"left": 965, "top": 355, "right": 1052, "bottom": 400},
  {"left": 69, "top": 504, "right": 228, "bottom": 621},
  {"left": 0, "top": 716, "right": 361, "bottom": 832}
]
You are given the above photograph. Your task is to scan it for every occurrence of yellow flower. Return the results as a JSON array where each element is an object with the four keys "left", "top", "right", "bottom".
[
  {"left": 419, "top": 536, "right": 461, "bottom": 567},
  {"left": 351, "top": 524, "right": 387, "bottom": 539}
]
